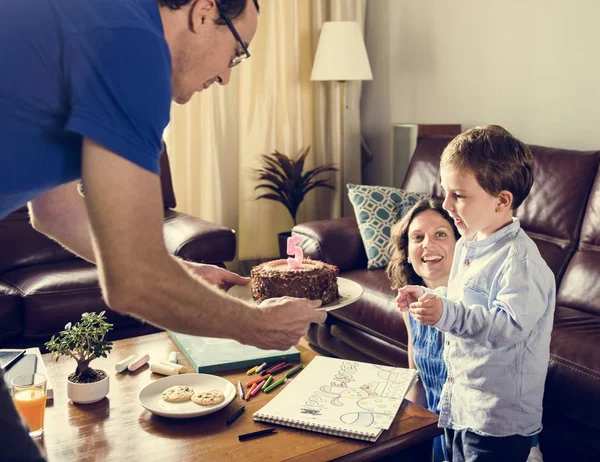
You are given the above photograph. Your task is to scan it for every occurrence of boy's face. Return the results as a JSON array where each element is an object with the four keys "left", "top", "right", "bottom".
[{"left": 440, "top": 165, "right": 502, "bottom": 239}]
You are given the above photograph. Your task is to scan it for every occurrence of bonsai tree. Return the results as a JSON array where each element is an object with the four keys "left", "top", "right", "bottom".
[
  {"left": 254, "top": 146, "right": 338, "bottom": 225},
  {"left": 45, "top": 311, "right": 113, "bottom": 383}
]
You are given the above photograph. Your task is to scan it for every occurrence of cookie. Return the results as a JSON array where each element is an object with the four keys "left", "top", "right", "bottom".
[
  {"left": 161, "top": 385, "right": 194, "bottom": 402},
  {"left": 191, "top": 388, "right": 225, "bottom": 406}
]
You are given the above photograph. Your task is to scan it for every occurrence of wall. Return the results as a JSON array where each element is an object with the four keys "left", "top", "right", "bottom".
[{"left": 362, "top": 0, "right": 600, "bottom": 187}]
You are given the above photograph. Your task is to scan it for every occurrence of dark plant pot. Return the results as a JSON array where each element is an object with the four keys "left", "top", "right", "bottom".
[{"left": 278, "top": 231, "right": 292, "bottom": 259}]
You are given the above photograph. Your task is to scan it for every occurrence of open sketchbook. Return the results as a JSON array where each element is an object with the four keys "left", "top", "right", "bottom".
[{"left": 253, "top": 356, "right": 418, "bottom": 442}]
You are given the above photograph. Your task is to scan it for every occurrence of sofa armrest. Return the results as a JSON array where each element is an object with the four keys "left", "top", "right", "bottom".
[
  {"left": 292, "top": 217, "right": 367, "bottom": 272},
  {"left": 163, "top": 209, "right": 236, "bottom": 264}
]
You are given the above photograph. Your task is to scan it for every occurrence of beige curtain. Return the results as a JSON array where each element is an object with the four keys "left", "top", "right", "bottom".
[{"left": 164, "top": 0, "right": 367, "bottom": 262}]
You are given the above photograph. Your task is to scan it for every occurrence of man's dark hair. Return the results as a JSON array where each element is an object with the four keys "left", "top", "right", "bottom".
[{"left": 158, "top": 0, "right": 260, "bottom": 26}]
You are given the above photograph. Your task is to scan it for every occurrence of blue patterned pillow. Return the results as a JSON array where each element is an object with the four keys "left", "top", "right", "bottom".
[{"left": 347, "top": 184, "right": 428, "bottom": 269}]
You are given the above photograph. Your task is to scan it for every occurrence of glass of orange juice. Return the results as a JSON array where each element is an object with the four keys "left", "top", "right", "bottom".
[{"left": 11, "top": 373, "right": 47, "bottom": 438}]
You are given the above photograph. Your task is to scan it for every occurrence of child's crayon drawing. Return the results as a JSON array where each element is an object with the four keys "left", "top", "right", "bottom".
[{"left": 296, "top": 360, "right": 416, "bottom": 429}]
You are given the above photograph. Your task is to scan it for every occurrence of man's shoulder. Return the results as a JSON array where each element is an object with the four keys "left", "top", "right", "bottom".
[{"left": 58, "top": 0, "right": 164, "bottom": 41}]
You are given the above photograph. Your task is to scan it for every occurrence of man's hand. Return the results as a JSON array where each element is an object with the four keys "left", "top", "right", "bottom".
[
  {"left": 396, "top": 285, "right": 425, "bottom": 312},
  {"left": 182, "top": 261, "right": 249, "bottom": 291},
  {"left": 409, "top": 293, "right": 443, "bottom": 326},
  {"left": 244, "top": 297, "right": 327, "bottom": 350}
]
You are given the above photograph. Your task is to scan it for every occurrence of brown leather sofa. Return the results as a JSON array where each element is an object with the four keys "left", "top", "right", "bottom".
[
  {"left": 295, "top": 135, "right": 600, "bottom": 461},
  {"left": 0, "top": 147, "right": 237, "bottom": 349}
]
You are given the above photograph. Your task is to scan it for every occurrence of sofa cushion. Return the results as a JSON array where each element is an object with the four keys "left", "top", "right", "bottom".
[
  {"left": 347, "top": 184, "right": 427, "bottom": 269},
  {"left": 0, "top": 281, "right": 23, "bottom": 343},
  {"left": 1, "top": 260, "right": 146, "bottom": 342},
  {"left": 545, "top": 306, "right": 600, "bottom": 432},
  {"left": 557, "top": 169, "right": 600, "bottom": 316},
  {"left": 163, "top": 210, "right": 236, "bottom": 263},
  {"left": 293, "top": 217, "right": 368, "bottom": 272},
  {"left": 0, "top": 208, "right": 78, "bottom": 274}
]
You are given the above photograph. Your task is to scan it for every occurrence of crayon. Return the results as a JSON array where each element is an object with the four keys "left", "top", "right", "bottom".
[
  {"left": 237, "top": 380, "right": 245, "bottom": 400},
  {"left": 226, "top": 406, "right": 245, "bottom": 426},
  {"left": 250, "top": 380, "right": 265, "bottom": 397},
  {"left": 264, "top": 376, "right": 286, "bottom": 393},
  {"left": 285, "top": 364, "right": 303, "bottom": 379},
  {"left": 245, "top": 382, "right": 258, "bottom": 400},
  {"left": 238, "top": 428, "right": 276, "bottom": 442},
  {"left": 261, "top": 375, "right": 273, "bottom": 391}
]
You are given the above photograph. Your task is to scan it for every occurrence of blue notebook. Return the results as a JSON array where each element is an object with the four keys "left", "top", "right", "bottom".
[{"left": 168, "top": 332, "right": 301, "bottom": 374}]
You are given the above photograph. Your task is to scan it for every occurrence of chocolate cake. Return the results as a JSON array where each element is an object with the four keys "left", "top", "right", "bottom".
[{"left": 251, "top": 258, "right": 340, "bottom": 304}]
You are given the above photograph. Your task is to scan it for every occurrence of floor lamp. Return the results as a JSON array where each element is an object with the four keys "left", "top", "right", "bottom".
[{"left": 311, "top": 21, "right": 373, "bottom": 216}]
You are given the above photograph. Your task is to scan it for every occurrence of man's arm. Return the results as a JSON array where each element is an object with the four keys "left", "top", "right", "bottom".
[
  {"left": 76, "top": 139, "right": 324, "bottom": 349},
  {"left": 28, "top": 181, "right": 96, "bottom": 263},
  {"left": 28, "top": 186, "right": 250, "bottom": 290}
]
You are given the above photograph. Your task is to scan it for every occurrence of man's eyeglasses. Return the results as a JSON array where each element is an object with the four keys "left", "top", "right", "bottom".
[{"left": 215, "top": 1, "right": 250, "bottom": 67}]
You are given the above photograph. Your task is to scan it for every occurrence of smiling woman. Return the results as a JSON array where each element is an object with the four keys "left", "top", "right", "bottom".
[
  {"left": 387, "top": 197, "right": 459, "bottom": 462},
  {"left": 387, "top": 198, "right": 460, "bottom": 292}
]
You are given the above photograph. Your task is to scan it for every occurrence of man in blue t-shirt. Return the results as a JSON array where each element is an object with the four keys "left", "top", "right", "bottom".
[{"left": 0, "top": 1, "right": 326, "bottom": 459}]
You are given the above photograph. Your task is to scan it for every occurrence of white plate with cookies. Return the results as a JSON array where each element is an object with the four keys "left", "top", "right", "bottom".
[
  {"left": 227, "top": 277, "right": 364, "bottom": 312},
  {"left": 138, "top": 373, "right": 236, "bottom": 418}
]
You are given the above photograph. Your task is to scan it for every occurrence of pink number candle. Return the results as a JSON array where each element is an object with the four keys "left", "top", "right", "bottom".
[{"left": 286, "top": 236, "right": 303, "bottom": 269}]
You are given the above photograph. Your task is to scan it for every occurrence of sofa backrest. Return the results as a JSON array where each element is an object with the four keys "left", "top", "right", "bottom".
[
  {"left": 0, "top": 145, "right": 178, "bottom": 273},
  {"left": 557, "top": 169, "right": 600, "bottom": 316},
  {"left": 402, "top": 135, "right": 600, "bottom": 282},
  {"left": 515, "top": 145, "right": 599, "bottom": 280}
]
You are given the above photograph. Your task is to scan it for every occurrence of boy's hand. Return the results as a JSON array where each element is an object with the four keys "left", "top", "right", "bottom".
[
  {"left": 396, "top": 285, "right": 425, "bottom": 312},
  {"left": 409, "top": 293, "right": 443, "bottom": 326}
]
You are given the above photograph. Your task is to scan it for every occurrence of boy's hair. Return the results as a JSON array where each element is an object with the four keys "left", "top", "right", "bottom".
[
  {"left": 386, "top": 198, "right": 460, "bottom": 290},
  {"left": 440, "top": 125, "right": 534, "bottom": 210}
]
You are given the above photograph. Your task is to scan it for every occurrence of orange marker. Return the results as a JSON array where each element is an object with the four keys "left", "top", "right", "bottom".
[
  {"left": 244, "top": 382, "right": 258, "bottom": 400},
  {"left": 245, "top": 374, "right": 271, "bottom": 388}
]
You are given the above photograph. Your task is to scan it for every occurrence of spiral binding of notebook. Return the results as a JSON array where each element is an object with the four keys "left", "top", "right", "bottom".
[
  {"left": 252, "top": 413, "right": 383, "bottom": 442},
  {"left": 253, "top": 356, "right": 418, "bottom": 443}
]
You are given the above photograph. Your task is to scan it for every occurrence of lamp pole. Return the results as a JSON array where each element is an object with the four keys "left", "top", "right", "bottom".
[
  {"left": 310, "top": 21, "right": 372, "bottom": 217},
  {"left": 339, "top": 80, "right": 346, "bottom": 216}
]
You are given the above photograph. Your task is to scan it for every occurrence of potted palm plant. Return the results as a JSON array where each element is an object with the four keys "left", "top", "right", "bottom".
[
  {"left": 254, "top": 146, "right": 338, "bottom": 256},
  {"left": 45, "top": 311, "right": 113, "bottom": 404}
]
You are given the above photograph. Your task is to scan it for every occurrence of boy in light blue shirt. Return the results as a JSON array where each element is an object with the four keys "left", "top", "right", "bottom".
[{"left": 398, "top": 125, "right": 555, "bottom": 462}]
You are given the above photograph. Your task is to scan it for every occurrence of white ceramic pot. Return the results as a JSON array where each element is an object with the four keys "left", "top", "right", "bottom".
[{"left": 67, "top": 372, "right": 110, "bottom": 404}]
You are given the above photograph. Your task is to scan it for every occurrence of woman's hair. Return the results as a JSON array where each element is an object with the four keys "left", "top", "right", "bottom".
[
  {"left": 158, "top": 0, "right": 260, "bottom": 26},
  {"left": 386, "top": 197, "right": 460, "bottom": 289}
]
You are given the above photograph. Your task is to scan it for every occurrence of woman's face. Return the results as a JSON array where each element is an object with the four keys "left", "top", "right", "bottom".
[{"left": 407, "top": 209, "right": 457, "bottom": 289}]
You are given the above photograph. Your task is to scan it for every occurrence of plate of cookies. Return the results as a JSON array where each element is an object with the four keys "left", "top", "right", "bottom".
[{"left": 138, "top": 373, "right": 236, "bottom": 418}]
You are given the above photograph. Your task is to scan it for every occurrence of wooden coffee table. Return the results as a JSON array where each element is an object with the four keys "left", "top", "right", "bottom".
[{"left": 37, "top": 332, "right": 441, "bottom": 461}]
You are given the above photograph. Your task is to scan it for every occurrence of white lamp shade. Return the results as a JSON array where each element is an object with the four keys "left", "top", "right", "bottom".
[{"left": 311, "top": 21, "right": 373, "bottom": 82}]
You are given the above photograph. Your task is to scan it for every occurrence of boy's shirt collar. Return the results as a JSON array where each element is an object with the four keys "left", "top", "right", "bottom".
[{"left": 464, "top": 218, "right": 520, "bottom": 249}]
